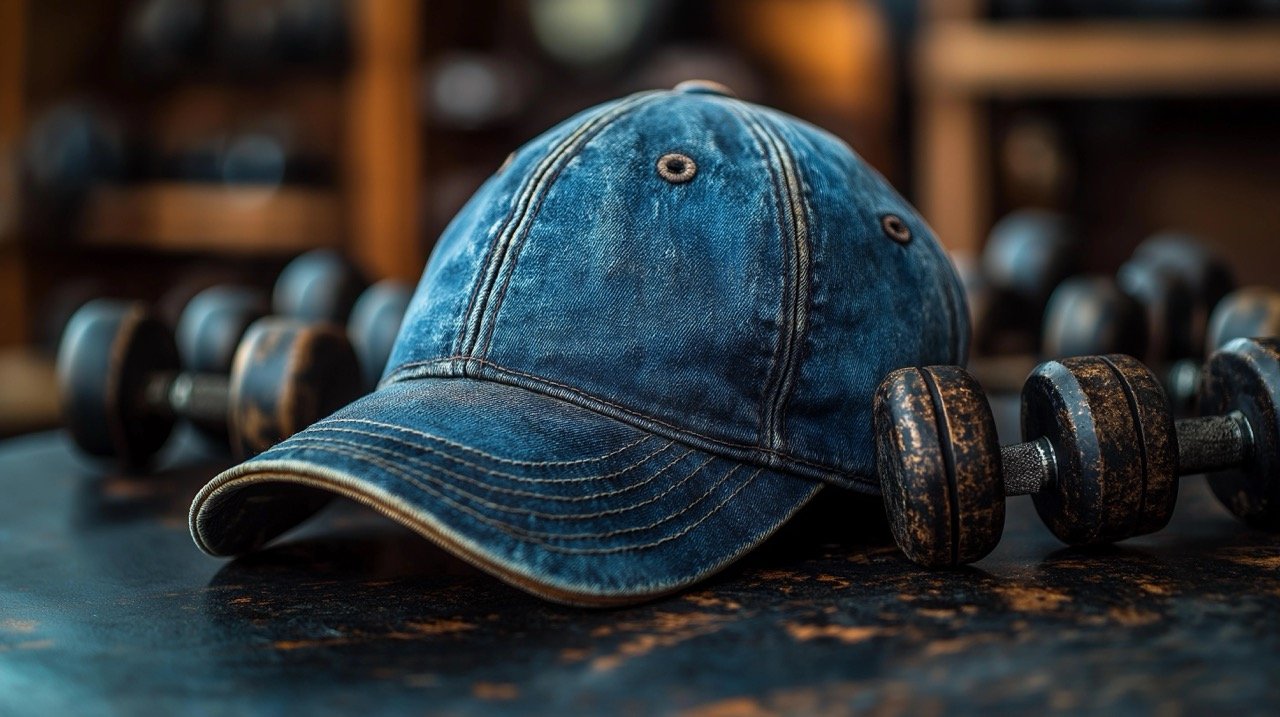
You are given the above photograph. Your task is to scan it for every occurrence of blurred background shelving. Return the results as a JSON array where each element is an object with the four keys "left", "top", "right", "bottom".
[{"left": 1, "top": 0, "right": 1279, "bottom": 434}]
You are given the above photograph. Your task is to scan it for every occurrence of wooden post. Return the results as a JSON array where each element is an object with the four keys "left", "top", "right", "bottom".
[
  {"left": 0, "top": 0, "right": 27, "bottom": 346},
  {"left": 916, "top": 87, "right": 989, "bottom": 255},
  {"left": 914, "top": 0, "right": 991, "bottom": 256},
  {"left": 346, "top": 0, "right": 424, "bottom": 282}
]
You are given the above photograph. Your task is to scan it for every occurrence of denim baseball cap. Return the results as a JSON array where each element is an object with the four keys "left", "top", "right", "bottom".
[{"left": 189, "top": 82, "right": 968, "bottom": 606}]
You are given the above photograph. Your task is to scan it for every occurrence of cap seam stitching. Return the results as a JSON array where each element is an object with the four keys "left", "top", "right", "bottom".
[
  {"left": 306, "top": 422, "right": 670, "bottom": 480},
  {"left": 454, "top": 92, "right": 657, "bottom": 361},
  {"left": 469, "top": 93, "right": 663, "bottom": 361},
  {"left": 723, "top": 102, "right": 789, "bottom": 454},
  {"left": 382, "top": 356, "right": 876, "bottom": 491},
  {"left": 278, "top": 436, "right": 738, "bottom": 530},
  {"left": 284, "top": 433, "right": 699, "bottom": 505},
  {"left": 259, "top": 440, "right": 764, "bottom": 555}
]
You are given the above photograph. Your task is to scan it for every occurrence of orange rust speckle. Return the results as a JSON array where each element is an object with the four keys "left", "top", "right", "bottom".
[
  {"left": 1138, "top": 581, "right": 1172, "bottom": 596},
  {"left": 1224, "top": 554, "right": 1280, "bottom": 570},
  {"left": 994, "top": 585, "right": 1071, "bottom": 612},
  {"left": 683, "top": 594, "right": 743, "bottom": 611},
  {"left": 678, "top": 696, "right": 774, "bottom": 717},
  {"left": 402, "top": 618, "right": 476, "bottom": 636},
  {"left": 784, "top": 622, "right": 882, "bottom": 644},
  {"left": 1107, "top": 606, "right": 1161, "bottom": 627},
  {"left": 921, "top": 635, "right": 996, "bottom": 657},
  {"left": 591, "top": 611, "right": 731, "bottom": 671},
  {"left": 101, "top": 479, "right": 160, "bottom": 499},
  {"left": 0, "top": 640, "right": 55, "bottom": 653},
  {"left": 273, "top": 637, "right": 354, "bottom": 651},
  {"left": 754, "top": 569, "right": 803, "bottom": 582},
  {"left": 1, "top": 620, "right": 38, "bottom": 634},
  {"left": 814, "top": 574, "right": 852, "bottom": 590},
  {"left": 230, "top": 596, "right": 254, "bottom": 605},
  {"left": 472, "top": 682, "right": 519, "bottom": 700},
  {"left": 559, "top": 647, "right": 592, "bottom": 663},
  {"left": 916, "top": 608, "right": 957, "bottom": 619}
]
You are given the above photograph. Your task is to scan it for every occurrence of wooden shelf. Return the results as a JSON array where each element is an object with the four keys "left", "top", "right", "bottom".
[
  {"left": 81, "top": 184, "right": 342, "bottom": 255},
  {"left": 921, "top": 22, "right": 1280, "bottom": 96}
]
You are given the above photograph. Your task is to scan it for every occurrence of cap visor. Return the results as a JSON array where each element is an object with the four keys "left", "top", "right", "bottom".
[{"left": 190, "top": 377, "right": 821, "bottom": 606}]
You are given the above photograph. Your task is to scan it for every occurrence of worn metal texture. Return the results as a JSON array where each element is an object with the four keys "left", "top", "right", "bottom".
[
  {"left": 1023, "top": 356, "right": 1156, "bottom": 545},
  {"left": 1199, "top": 338, "right": 1280, "bottom": 529},
  {"left": 3, "top": 420, "right": 1280, "bottom": 716},
  {"left": 875, "top": 366, "right": 1004, "bottom": 567},
  {"left": 228, "top": 320, "right": 362, "bottom": 459}
]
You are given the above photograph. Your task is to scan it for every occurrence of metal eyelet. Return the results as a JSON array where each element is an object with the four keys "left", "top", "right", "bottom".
[
  {"left": 881, "top": 214, "right": 912, "bottom": 244},
  {"left": 657, "top": 152, "right": 697, "bottom": 184}
]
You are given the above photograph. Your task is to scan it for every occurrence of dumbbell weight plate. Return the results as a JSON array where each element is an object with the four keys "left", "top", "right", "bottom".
[
  {"left": 982, "top": 209, "right": 1076, "bottom": 303},
  {"left": 874, "top": 366, "right": 1005, "bottom": 567},
  {"left": 1131, "top": 233, "right": 1235, "bottom": 357},
  {"left": 57, "top": 300, "right": 179, "bottom": 466},
  {"left": 176, "top": 286, "right": 271, "bottom": 374},
  {"left": 347, "top": 280, "right": 413, "bottom": 390},
  {"left": 1206, "top": 287, "right": 1280, "bottom": 355},
  {"left": 1022, "top": 354, "right": 1178, "bottom": 544},
  {"left": 1117, "top": 260, "right": 1195, "bottom": 364},
  {"left": 272, "top": 249, "right": 368, "bottom": 325},
  {"left": 1041, "top": 275, "right": 1146, "bottom": 359},
  {"left": 1198, "top": 338, "right": 1280, "bottom": 529},
  {"left": 228, "top": 318, "right": 363, "bottom": 459}
]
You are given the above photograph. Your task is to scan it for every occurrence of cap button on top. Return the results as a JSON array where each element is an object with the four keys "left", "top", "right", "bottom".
[{"left": 672, "top": 79, "right": 736, "bottom": 98}]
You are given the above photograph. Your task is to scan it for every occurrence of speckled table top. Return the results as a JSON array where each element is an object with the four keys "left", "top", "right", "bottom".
[{"left": 3, "top": 415, "right": 1279, "bottom": 716}]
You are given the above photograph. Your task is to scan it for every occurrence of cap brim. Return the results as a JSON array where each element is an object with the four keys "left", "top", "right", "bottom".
[{"left": 189, "top": 377, "right": 822, "bottom": 606}]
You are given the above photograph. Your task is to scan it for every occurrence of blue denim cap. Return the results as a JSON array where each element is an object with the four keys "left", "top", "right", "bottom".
[{"left": 189, "top": 82, "right": 968, "bottom": 606}]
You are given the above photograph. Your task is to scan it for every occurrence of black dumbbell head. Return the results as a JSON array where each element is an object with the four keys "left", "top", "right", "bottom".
[
  {"left": 1042, "top": 275, "right": 1146, "bottom": 359},
  {"left": 1205, "top": 287, "right": 1280, "bottom": 356},
  {"left": 57, "top": 300, "right": 179, "bottom": 466},
  {"left": 347, "top": 280, "right": 413, "bottom": 390},
  {"left": 1117, "top": 259, "right": 1196, "bottom": 363},
  {"left": 1132, "top": 232, "right": 1235, "bottom": 316},
  {"left": 982, "top": 209, "right": 1076, "bottom": 302},
  {"left": 1132, "top": 232, "right": 1236, "bottom": 356},
  {"left": 1198, "top": 337, "right": 1280, "bottom": 529},
  {"left": 228, "top": 317, "right": 363, "bottom": 459},
  {"left": 874, "top": 366, "right": 1006, "bottom": 567},
  {"left": 1022, "top": 354, "right": 1179, "bottom": 544},
  {"left": 272, "top": 249, "right": 368, "bottom": 325},
  {"left": 176, "top": 285, "right": 270, "bottom": 374}
]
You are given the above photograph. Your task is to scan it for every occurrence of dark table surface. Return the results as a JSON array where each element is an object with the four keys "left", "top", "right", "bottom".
[{"left": 4, "top": 406, "right": 1280, "bottom": 716}]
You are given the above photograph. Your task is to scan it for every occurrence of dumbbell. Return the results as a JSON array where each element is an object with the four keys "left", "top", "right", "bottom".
[
  {"left": 965, "top": 209, "right": 1079, "bottom": 356},
  {"left": 1131, "top": 232, "right": 1236, "bottom": 353},
  {"left": 57, "top": 298, "right": 362, "bottom": 467},
  {"left": 270, "top": 250, "right": 413, "bottom": 386},
  {"left": 122, "top": 0, "right": 208, "bottom": 82},
  {"left": 1042, "top": 260, "right": 1194, "bottom": 366},
  {"left": 874, "top": 338, "right": 1280, "bottom": 567},
  {"left": 1163, "top": 286, "right": 1280, "bottom": 413}
]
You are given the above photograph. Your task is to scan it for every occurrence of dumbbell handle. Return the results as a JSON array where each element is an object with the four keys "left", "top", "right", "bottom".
[
  {"left": 142, "top": 372, "right": 230, "bottom": 425},
  {"left": 998, "top": 411, "right": 1252, "bottom": 497},
  {"left": 1176, "top": 412, "right": 1250, "bottom": 476},
  {"left": 1001, "top": 439, "right": 1056, "bottom": 497}
]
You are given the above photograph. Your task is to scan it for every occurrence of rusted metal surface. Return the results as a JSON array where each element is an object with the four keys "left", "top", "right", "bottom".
[
  {"left": 1199, "top": 338, "right": 1280, "bottom": 529},
  {"left": 1022, "top": 355, "right": 1176, "bottom": 545},
  {"left": 228, "top": 320, "right": 361, "bottom": 459},
  {"left": 875, "top": 366, "right": 1004, "bottom": 567},
  {"left": 3, "top": 425, "right": 1280, "bottom": 714}
]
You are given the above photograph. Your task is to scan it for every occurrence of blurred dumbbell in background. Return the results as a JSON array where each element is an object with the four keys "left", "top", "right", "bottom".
[
  {"left": 957, "top": 209, "right": 1080, "bottom": 358},
  {"left": 57, "top": 298, "right": 361, "bottom": 466},
  {"left": 1043, "top": 232, "right": 1279, "bottom": 412}
]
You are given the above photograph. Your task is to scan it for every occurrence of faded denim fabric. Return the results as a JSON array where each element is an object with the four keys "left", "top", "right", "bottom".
[{"left": 190, "top": 84, "right": 968, "bottom": 606}]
